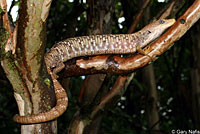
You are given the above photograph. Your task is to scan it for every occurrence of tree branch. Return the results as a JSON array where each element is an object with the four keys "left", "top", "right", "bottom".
[
  {"left": 0, "top": 0, "right": 12, "bottom": 34},
  {"left": 8, "top": 0, "right": 15, "bottom": 15},
  {"left": 128, "top": 0, "right": 151, "bottom": 34}
]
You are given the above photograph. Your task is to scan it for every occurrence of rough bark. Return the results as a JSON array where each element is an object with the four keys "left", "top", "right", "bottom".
[{"left": 0, "top": 0, "right": 56, "bottom": 133}]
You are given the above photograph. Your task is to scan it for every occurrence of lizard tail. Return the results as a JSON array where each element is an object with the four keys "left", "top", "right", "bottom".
[{"left": 13, "top": 78, "right": 68, "bottom": 124}]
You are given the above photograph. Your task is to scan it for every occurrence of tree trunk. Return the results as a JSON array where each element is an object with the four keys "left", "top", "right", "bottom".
[
  {"left": 0, "top": 0, "right": 56, "bottom": 133},
  {"left": 142, "top": 65, "right": 160, "bottom": 133}
]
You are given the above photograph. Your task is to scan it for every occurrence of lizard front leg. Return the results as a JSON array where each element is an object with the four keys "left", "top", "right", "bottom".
[{"left": 136, "top": 45, "right": 151, "bottom": 58}]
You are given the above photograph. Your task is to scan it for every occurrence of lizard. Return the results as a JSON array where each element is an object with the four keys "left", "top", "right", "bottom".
[{"left": 13, "top": 18, "right": 175, "bottom": 124}]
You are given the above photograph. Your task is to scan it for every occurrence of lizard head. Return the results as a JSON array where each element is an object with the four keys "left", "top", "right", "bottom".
[{"left": 137, "top": 18, "right": 176, "bottom": 46}]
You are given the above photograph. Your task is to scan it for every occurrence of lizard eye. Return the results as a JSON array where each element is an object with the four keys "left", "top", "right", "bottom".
[
  {"left": 147, "top": 30, "right": 151, "bottom": 33},
  {"left": 143, "top": 30, "right": 151, "bottom": 36},
  {"left": 159, "top": 19, "right": 165, "bottom": 24}
]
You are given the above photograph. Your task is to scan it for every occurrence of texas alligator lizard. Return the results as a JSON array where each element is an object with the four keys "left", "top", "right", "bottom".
[{"left": 13, "top": 18, "right": 175, "bottom": 124}]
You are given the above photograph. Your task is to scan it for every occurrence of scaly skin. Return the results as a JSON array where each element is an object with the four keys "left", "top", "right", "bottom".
[{"left": 13, "top": 19, "right": 175, "bottom": 124}]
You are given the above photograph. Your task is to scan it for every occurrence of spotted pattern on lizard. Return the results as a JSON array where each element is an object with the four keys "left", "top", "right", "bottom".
[{"left": 13, "top": 19, "right": 175, "bottom": 124}]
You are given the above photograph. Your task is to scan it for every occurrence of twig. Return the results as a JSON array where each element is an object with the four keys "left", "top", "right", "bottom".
[
  {"left": 0, "top": 0, "right": 12, "bottom": 34},
  {"left": 159, "top": 1, "right": 175, "bottom": 19},
  {"left": 155, "top": 0, "right": 185, "bottom": 19},
  {"left": 90, "top": 74, "right": 134, "bottom": 118},
  {"left": 128, "top": 0, "right": 151, "bottom": 34},
  {"left": 0, "top": 0, "right": 17, "bottom": 54},
  {"left": 8, "top": 0, "right": 15, "bottom": 16},
  {"left": 90, "top": 75, "right": 127, "bottom": 118}
]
